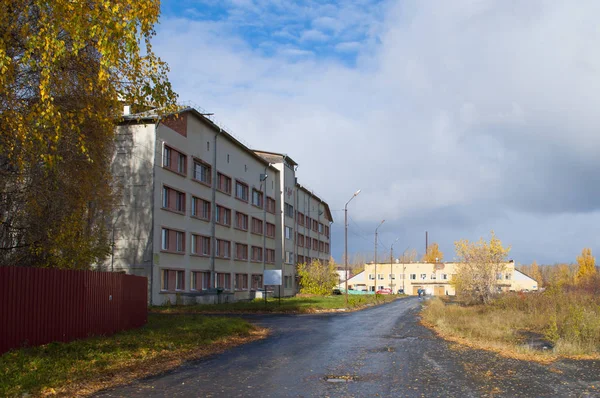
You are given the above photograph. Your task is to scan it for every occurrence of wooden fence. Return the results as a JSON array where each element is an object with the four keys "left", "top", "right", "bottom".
[{"left": 0, "top": 267, "right": 147, "bottom": 354}]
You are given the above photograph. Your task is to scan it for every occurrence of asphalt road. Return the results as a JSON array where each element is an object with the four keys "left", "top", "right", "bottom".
[{"left": 96, "top": 297, "right": 600, "bottom": 397}]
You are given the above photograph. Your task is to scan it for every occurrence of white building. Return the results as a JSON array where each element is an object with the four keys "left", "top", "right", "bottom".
[{"left": 106, "top": 107, "right": 333, "bottom": 305}]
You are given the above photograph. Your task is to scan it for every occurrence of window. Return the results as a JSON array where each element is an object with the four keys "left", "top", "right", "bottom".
[
  {"left": 191, "top": 271, "right": 211, "bottom": 291},
  {"left": 319, "top": 241, "right": 325, "bottom": 252},
  {"left": 318, "top": 223, "right": 324, "bottom": 234},
  {"left": 216, "top": 273, "right": 231, "bottom": 290},
  {"left": 410, "top": 274, "right": 416, "bottom": 280},
  {"left": 235, "top": 212, "right": 249, "bottom": 230},
  {"left": 251, "top": 274, "right": 263, "bottom": 290},
  {"left": 235, "top": 273, "right": 248, "bottom": 290},
  {"left": 216, "top": 205, "right": 231, "bottom": 226},
  {"left": 306, "top": 238, "right": 311, "bottom": 249},
  {"left": 325, "top": 243, "right": 330, "bottom": 254},
  {"left": 163, "top": 146, "right": 171, "bottom": 168},
  {"left": 235, "top": 181, "right": 249, "bottom": 201},
  {"left": 399, "top": 274, "right": 405, "bottom": 280},
  {"left": 284, "top": 276, "right": 293, "bottom": 289},
  {"left": 266, "top": 197, "right": 276, "bottom": 214},
  {"left": 191, "top": 197, "right": 210, "bottom": 220},
  {"left": 297, "top": 212, "right": 305, "bottom": 226},
  {"left": 266, "top": 249, "right": 276, "bottom": 264},
  {"left": 217, "top": 173, "right": 232, "bottom": 194},
  {"left": 378, "top": 274, "right": 384, "bottom": 280},
  {"left": 251, "top": 218, "right": 263, "bottom": 235},
  {"left": 285, "top": 226, "right": 293, "bottom": 240},
  {"left": 252, "top": 189, "right": 263, "bottom": 208},
  {"left": 306, "top": 216, "right": 311, "bottom": 228},
  {"left": 496, "top": 273, "right": 503, "bottom": 280},
  {"left": 420, "top": 274, "right": 427, "bottom": 280},
  {"left": 162, "top": 186, "right": 186, "bottom": 213},
  {"left": 215, "top": 239, "right": 231, "bottom": 258},
  {"left": 161, "top": 269, "right": 185, "bottom": 291},
  {"left": 193, "top": 159, "right": 211, "bottom": 185},
  {"left": 266, "top": 222, "right": 276, "bottom": 238},
  {"left": 442, "top": 274, "right": 448, "bottom": 280},
  {"left": 389, "top": 274, "right": 395, "bottom": 280},
  {"left": 191, "top": 234, "right": 210, "bottom": 256},
  {"left": 251, "top": 246, "right": 263, "bottom": 262},
  {"left": 431, "top": 274, "right": 437, "bottom": 280},
  {"left": 298, "top": 255, "right": 305, "bottom": 264},
  {"left": 285, "top": 251, "right": 294, "bottom": 264},
  {"left": 312, "top": 220, "right": 318, "bottom": 232},
  {"left": 163, "top": 145, "right": 187, "bottom": 175},
  {"left": 284, "top": 203, "right": 294, "bottom": 218},
  {"left": 297, "top": 234, "right": 304, "bottom": 247},
  {"left": 369, "top": 274, "right": 375, "bottom": 280},
  {"left": 312, "top": 238, "right": 318, "bottom": 250},
  {"left": 324, "top": 225, "right": 330, "bottom": 238},
  {"left": 235, "top": 243, "right": 248, "bottom": 260},
  {"left": 505, "top": 273, "right": 511, "bottom": 280},
  {"left": 161, "top": 228, "right": 185, "bottom": 253}
]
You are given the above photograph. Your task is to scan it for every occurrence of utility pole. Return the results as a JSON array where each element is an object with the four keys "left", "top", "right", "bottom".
[
  {"left": 390, "top": 238, "right": 399, "bottom": 292},
  {"left": 344, "top": 189, "right": 361, "bottom": 306},
  {"left": 374, "top": 220, "right": 385, "bottom": 293}
]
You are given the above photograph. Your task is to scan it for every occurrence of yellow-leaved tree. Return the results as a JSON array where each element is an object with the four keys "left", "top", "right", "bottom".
[
  {"left": 453, "top": 231, "right": 511, "bottom": 304},
  {"left": 422, "top": 243, "right": 443, "bottom": 263},
  {"left": 575, "top": 248, "right": 596, "bottom": 284},
  {"left": 529, "top": 261, "right": 544, "bottom": 287},
  {"left": 297, "top": 259, "right": 339, "bottom": 296},
  {"left": 0, "top": 0, "right": 178, "bottom": 268}
]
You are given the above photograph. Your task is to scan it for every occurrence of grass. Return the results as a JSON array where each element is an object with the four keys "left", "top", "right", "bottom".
[
  {"left": 150, "top": 294, "right": 401, "bottom": 314},
  {"left": 421, "top": 289, "right": 600, "bottom": 361},
  {"left": 0, "top": 314, "right": 265, "bottom": 397}
]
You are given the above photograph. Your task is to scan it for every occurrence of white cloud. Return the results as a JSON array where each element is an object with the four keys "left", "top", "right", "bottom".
[{"left": 155, "top": 0, "right": 600, "bottom": 263}]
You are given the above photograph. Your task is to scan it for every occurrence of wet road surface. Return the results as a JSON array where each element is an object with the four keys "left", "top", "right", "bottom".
[{"left": 96, "top": 297, "right": 600, "bottom": 397}]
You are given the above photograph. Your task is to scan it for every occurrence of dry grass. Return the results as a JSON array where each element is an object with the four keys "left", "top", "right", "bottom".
[
  {"left": 0, "top": 314, "right": 267, "bottom": 397},
  {"left": 422, "top": 289, "right": 600, "bottom": 361}
]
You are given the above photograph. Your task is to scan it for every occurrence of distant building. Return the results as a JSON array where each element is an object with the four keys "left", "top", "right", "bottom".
[{"left": 361, "top": 261, "right": 538, "bottom": 295}]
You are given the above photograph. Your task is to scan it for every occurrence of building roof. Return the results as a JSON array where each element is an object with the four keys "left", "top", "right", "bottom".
[
  {"left": 120, "top": 107, "right": 278, "bottom": 172},
  {"left": 252, "top": 150, "right": 298, "bottom": 166},
  {"left": 296, "top": 182, "right": 334, "bottom": 223}
]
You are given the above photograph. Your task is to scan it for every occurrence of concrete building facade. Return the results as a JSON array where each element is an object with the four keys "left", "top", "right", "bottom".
[
  {"left": 106, "top": 107, "right": 332, "bottom": 304},
  {"left": 358, "top": 261, "right": 537, "bottom": 295}
]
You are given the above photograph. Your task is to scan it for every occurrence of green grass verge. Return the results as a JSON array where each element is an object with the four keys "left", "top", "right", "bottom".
[
  {"left": 0, "top": 314, "right": 258, "bottom": 397},
  {"left": 151, "top": 294, "right": 401, "bottom": 314}
]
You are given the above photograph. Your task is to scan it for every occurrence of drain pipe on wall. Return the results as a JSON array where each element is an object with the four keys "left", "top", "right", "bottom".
[{"left": 210, "top": 128, "right": 222, "bottom": 296}]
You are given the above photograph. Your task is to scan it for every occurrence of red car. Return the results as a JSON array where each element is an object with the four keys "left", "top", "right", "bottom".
[{"left": 376, "top": 288, "right": 393, "bottom": 295}]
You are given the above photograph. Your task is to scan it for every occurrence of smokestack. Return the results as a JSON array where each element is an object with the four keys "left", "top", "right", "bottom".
[{"left": 425, "top": 231, "right": 428, "bottom": 254}]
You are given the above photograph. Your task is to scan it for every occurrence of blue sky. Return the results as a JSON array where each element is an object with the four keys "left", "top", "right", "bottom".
[
  {"left": 154, "top": 0, "right": 600, "bottom": 265},
  {"left": 160, "top": 0, "right": 386, "bottom": 65}
]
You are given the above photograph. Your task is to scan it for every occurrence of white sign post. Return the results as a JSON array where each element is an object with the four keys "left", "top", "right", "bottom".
[{"left": 263, "top": 270, "right": 282, "bottom": 305}]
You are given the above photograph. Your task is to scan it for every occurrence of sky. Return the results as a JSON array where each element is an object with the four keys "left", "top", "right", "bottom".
[{"left": 154, "top": 0, "right": 600, "bottom": 265}]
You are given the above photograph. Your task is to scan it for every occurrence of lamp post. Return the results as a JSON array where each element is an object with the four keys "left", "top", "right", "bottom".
[
  {"left": 374, "top": 219, "right": 385, "bottom": 293},
  {"left": 344, "top": 189, "right": 361, "bottom": 306},
  {"left": 401, "top": 246, "right": 410, "bottom": 293},
  {"left": 390, "top": 238, "right": 399, "bottom": 291}
]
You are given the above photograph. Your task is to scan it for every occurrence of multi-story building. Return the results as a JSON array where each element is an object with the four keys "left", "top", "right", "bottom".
[
  {"left": 106, "top": 107, "right": 332, "bottom": 305},
  {"left": 253, "top": 151, "right": 334, "bottom": 295},
  {"left": 354, "top": 261, "right": 537, "bottom": 295}
]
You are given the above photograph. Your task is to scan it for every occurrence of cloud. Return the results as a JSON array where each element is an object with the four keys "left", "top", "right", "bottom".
[{"left": 155, "top": 0, "right": 600, "bottom": 264}]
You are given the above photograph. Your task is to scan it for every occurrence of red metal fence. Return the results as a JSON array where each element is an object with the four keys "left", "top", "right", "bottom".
[{"left": 0, "top": 267, "right": 147, "bottom": 355}]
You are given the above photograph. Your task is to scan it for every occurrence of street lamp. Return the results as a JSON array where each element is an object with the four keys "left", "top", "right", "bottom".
[
  {"left": 390, "top": 238, "right": 399, "bottom": 291},
  {"left": 401, "top": 246, "right": 410, "bottom": 293},
  {"left": 344, "top": 189, "right": 361, "bottom": 306},
  {"left": 374, "top": 219, "right": 385, "bottom": 293}
]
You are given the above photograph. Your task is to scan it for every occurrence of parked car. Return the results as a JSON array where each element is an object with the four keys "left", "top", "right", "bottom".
[
  {"left": 332, "top": 288, "right": 342, "bottom": 295},
  {"left": 376, "top": 288, "right": 393, "bottom": 295},
  {"left": 397, "top": 289, "right": 405, "bottom": 294}
]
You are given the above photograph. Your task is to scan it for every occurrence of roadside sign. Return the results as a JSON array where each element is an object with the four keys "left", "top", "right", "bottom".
[{"left": 264, "top": 270, "right": 282, "bottom": 286}]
